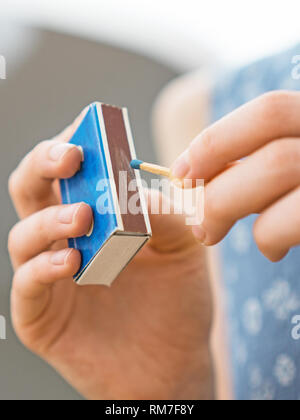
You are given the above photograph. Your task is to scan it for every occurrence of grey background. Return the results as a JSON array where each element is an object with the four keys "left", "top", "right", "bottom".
[{"left": 0, "top": 24, "right": 176, "bottom": 400}]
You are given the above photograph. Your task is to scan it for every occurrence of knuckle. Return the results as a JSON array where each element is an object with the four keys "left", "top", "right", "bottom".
[
  {"left": 258, "top": 90, "right": 292, "bottom": 122},
  {"left": 262, "top": 139, "right": 297, "bottom": 173},
  {"left": 8, "top": 140, "right": 51, "bottom": 196},
  {"left": 8, "top": 146, "right": 39, "bottom": 201},
  {"left": 198, "top": 128, "right": 215, "bottom": 155},
  {"left": 11, "top": 269, "right": 24, "bottom": 295},
  {"left": 204, "top": 186, "right": 224, "bottom": 221},
  {"left": 37, "top": 210, "right": 53, "bottom": 242},
  {"left": 8, "top": 224, "right": 19, "bottom": 255},
  {"left": 30, "top": 140, "right": 54, "bottom": 171},
  {"left": 30, "top": 141, "right": 49, "bottom": 169},
  {"left": 190, "top": 128, "right": 216, "bottom": 165},
  {"left": 34, "top": 139, "right": 52, "bottom": 155},
  {"left": 8, "top": 170, "right": 19, "bottom": 199}
]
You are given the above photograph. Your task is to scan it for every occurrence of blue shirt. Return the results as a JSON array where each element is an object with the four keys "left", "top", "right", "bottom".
[{"left": 212, "top": 44, "right": 300, "bottom": 400}]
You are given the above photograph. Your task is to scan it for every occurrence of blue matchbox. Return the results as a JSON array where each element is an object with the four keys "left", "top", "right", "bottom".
[{"left": 60, "top": 103, "right": 151, "bottom": 286}]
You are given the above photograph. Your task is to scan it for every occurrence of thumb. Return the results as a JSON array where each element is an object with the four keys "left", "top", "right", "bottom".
[{"left": 144, "top": 189, "right": 198, "bottom": 253}]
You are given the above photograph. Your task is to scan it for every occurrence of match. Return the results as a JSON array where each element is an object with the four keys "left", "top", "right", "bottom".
[
  {"left": 130, "top": 159, "right": 187, "bottom": 188},
  {"left": 130, "top": 159, "right": 172, "bottom": 178}
]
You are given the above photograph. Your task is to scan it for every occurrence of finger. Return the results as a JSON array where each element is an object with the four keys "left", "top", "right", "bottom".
[
  {"left": 254, "top": 186, "right": 300, "bottom": 262},
  {"left": 192, "top": 138, "right": 300, "bottom": 245},
  {"left": 9, "top": 140, "right": 83, "bottom": 218},
  {"left": 8, "top": 203, "right": 93, "bottom": 268},
  {"left": 144, "top": 189, "right": 198, "bottom": 253},
  {"left": 9, "top": 107, "right": 88, "bottom": 218},
  {"left": 172, "top": 91, "right": 300, "bottom": 181},
  {"left": 52, "top": 106, "right": 89, "bottom": 144},
  {"left": 11, "top": 248, "right": 81, "bottom": 327}
]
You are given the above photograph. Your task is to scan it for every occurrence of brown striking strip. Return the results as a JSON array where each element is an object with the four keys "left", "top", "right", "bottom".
[{"left": 101, "top": 104, "right": 147, "bottom": 234}]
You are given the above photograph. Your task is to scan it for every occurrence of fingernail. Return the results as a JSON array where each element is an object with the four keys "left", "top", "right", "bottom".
[
  {"left": 86, "top": 214, "right": 94, "bottom": 237},
  {"left": 172, "top": 150, "right": 190, "bottom": 179},
  {"left": 192, "top": 225, "right": 206, "bottom": 245},
  {"left": 58, "top": 203, "right": 82, "bottom": 224},
  {"left": 49, "top": 143, "right": 79, "bottom": 161},
  {"left": 77, "top": 146, "right": 84, "bottom": 162},
  {"left": 51, "top": 249, "right": 73, "bottom": 265}
]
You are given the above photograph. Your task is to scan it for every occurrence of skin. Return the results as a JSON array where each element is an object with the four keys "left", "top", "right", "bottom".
[
  {"left": 9, "top": 85, "right": 298, "bottom": 400},
  {"left": 172, "top": 90, "right": 300, "bottom": 262},
  {"left": 153, "top": 72, "right": 233, "bottom": 400},
  {"left": 8, "top": 109, "right": 214, "bottom": 400}
]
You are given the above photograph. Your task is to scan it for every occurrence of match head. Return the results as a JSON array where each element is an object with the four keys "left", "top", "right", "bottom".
[{"left": 130, "top": 159, "right": 143, "bottom": 170}]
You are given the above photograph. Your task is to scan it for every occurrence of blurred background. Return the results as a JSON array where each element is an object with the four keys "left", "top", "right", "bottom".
[{"left": 0, "top": 0, "right": 299, "bottom": 400}]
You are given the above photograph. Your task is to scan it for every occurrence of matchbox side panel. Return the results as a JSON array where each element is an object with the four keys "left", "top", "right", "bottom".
[{"left": 101, "top": 104, "right": 148, "bottom": 235}]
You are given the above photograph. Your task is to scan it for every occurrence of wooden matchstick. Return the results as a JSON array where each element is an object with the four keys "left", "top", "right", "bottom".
[
  {"left": 130, "top": 159, "right": 171, "bottom": 178},
  {"left": 130, "top": 159, "right": 187, "bottom": 189}
]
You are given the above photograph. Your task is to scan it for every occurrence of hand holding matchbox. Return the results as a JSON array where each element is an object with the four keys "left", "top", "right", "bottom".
[{"left": 60, "top": 103, "right": 151, "bottom": 286}]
